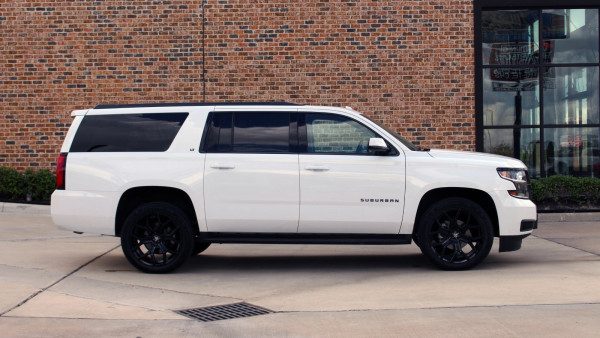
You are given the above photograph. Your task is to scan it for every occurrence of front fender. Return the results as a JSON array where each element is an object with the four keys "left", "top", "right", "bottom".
[{"left": 400, "top": 161, "right": 513, "bottom": 234}]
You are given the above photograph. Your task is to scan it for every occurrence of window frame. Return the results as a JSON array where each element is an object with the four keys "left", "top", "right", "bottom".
[{"left": 475, "top": 0, "right": 600, "bottom": 177}]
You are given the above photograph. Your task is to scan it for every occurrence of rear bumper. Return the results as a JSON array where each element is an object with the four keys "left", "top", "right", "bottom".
[{"left": 51, "top": 190, "right": 118, "bottom": 236}]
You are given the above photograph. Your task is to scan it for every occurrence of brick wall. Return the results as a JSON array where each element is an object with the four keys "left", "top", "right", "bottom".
[
  {"left": 0, "top": 1, "right": 204, "bottom": 170},
  {"left": 1, "top": 0, "right": 475, "bottom": 170}
]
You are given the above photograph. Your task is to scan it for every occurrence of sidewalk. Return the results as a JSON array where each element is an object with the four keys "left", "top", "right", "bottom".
[
  {"left": 0, "top": 202, "right": 50, "bottom": 215},
  {"left": 1, "top": 204, "right": 600, "bottom": 337}
]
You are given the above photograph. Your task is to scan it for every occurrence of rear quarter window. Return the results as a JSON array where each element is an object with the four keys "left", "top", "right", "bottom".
[{"left": 70, "top": 113, "right": 188, "bottom": 152}]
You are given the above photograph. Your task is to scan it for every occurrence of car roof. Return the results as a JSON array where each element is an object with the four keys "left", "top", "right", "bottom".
[
  {"left": 78, "top": 103, "right": 359, "bottom": 116},
  {"left": 93, "top": 102, "right": 299, "bottom": 109}
]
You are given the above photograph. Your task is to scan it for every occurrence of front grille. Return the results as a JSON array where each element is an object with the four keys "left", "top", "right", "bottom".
[{"left": 175, "top": 302, "right": 273, "bottom": 322}]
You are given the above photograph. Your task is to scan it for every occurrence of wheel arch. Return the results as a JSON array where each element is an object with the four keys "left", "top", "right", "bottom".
[
  {"left": 412, "top": 187, "right": 499, "bottom": 237},
  {"left": 115, "top": 186, "right": 200, "bottom": 237}
]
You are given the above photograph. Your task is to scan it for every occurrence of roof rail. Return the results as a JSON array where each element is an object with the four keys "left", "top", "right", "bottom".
[{"left": 93, "top": 102, "right": 300, "bottom": 109}]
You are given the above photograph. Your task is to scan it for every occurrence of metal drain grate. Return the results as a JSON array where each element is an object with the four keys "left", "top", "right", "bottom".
[{"left": 176, "top": 302, "right": 273, "bottom": 322}]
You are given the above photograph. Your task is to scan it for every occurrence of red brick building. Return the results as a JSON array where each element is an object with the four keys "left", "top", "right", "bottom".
[{"left": 1, "top": 1, "right": 599, "bottom": 178}]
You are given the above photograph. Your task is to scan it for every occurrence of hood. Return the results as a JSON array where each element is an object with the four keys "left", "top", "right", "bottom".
[{"left": 427, "top": 149, "right": 527, "bottom": 169}]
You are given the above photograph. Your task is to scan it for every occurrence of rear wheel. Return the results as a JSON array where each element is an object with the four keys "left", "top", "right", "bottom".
[
  {"left": 121, "top": 202, "right": 194, "bottom": 273},
  {"left": 417, "top": 198, "right": 494, "bottom": 270}
]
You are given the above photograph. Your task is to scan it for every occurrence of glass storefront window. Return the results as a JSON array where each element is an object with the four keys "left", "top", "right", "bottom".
[
  {"left": 542, "top": 9, "right": 599, "bottom": 64},
  {"left": 479, "top": 6, "right": 600, "bottom": 178},
  {"left": 483, "top": 68, "right": 540, "bottom": 126},
  {"left": 482, "top": 10, "right": 539, "bottom": 65},
  {"left": 544, "top": 127, "right": 600, "bottom": 177},
  {"left": 543, "top": 66, "right": 599, "bottom": 124},
  {"left": 483, "top": 128, "right": 541, "bottom": 177}
]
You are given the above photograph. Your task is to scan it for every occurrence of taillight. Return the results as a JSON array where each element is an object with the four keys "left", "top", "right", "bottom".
[{"left": 56, "top": 153, "right": 67, "bottom": 190}]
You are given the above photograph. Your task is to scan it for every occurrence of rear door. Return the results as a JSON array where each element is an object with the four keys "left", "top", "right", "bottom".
[
  {"left": 297, "top": 112, "right": 405, "bottom": 234},
  {"left": 202, "top": 111, "right": 300, "bottom": 233}
]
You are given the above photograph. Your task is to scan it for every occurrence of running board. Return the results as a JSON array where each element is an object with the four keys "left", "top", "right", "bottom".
[{"left": 199, "top": 232, "right": 412, "bottom": 245}]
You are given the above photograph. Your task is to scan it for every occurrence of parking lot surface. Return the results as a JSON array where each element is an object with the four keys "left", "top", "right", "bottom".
[{"left": 1, "top": 206, "right": 599, "bottom": 337}]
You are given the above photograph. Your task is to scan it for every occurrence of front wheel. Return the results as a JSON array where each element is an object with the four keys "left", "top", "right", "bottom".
[
  {"left": 417, "top": 198, "right": 494, "bottom": 270},
  {"left": 121, "top": 202, "right": 195, "bottom": 273}
]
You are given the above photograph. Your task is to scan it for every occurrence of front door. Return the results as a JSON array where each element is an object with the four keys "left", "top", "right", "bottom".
[
  {"left": 298, "top": 112, "right": 405, "bottom": 234},
  {"left": 203, "top": 111, "right": 299, "bottom": 233}
]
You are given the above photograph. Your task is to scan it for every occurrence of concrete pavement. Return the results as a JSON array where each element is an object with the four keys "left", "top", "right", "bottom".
[{"left": 1, "top": 204, "right": 599, "bottom": 337}]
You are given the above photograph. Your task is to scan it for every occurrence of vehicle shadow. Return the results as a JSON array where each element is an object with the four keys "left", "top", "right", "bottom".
[
  {"left": 180, "top": 252, "right": 433, "bottom": 272},
  {"left": 94, "top": 246, "right": 594, "bottom": 273}
]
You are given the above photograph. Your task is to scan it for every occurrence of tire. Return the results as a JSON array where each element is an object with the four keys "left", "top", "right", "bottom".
[
  {"left": 121, "top": 202, "right": 195, "bottom": 273},
  {"left": 191, "top": 241, "right": 211, "bottom": 256},
  {"left": 417, "top": 197, "right": 494, "bottom": 270}
]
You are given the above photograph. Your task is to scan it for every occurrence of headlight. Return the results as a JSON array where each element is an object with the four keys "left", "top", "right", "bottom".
[{"left": 497, "top": 168, "right": 530, "bottom": 199}]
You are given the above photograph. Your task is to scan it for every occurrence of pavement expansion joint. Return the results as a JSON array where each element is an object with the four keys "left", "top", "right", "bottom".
[
  {"left": 47, "top": 290, "right": 171, "bottom": 313},
  {"left": 77, "top": 276, "right": 245, "bottom": 302},
  {"left": 533, "top": 235, "right": 600, "bottom": 257},
  {"left": 0, "top": 244, "right": 121, "bottom": 317},
  {"left": 273, "top": 301, "right": 600, "bottom": 314}
]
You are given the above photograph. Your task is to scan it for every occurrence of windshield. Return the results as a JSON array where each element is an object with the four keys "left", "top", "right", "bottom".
[{"left": 363, "top": 115, "right": 418, "bottom": 151}]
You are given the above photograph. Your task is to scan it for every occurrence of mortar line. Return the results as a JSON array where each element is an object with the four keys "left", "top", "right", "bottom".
[{"left": 0, "top": 244, "right": 121, "bottom": 317}]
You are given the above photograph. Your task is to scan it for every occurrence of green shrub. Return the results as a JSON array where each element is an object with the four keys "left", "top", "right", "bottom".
[
  {"left": 531, "top": 176, "right": 600, "bottom": 209},
  {"left": 0, "top": 167, "right": 55, "bottom": 202},
  {"left": 23, "top": 169, "right": 55, "bottom": 201},
  {"left": 0, "top": 167, "right": 25, "bottom": 200}
]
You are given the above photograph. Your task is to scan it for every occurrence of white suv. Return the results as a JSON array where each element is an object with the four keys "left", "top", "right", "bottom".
[{"left": 51, "top": 103, "right": 537, "bottom": 273}]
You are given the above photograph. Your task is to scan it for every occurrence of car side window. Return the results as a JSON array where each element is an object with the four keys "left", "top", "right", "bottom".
[
  {"left": 203, "top": 112, "right": 292, "bottom": 153},
  {"left": 305, "top": 113, "right": 378, "bottom": 154},
  {"left": 233, "top": 112, "right": 291, "bottom": 153}
]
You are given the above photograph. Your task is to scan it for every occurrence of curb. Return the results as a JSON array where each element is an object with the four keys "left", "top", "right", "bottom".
[
  {"left": 0, "top": 202, "right": 50, "bottom": 215},
  {"left": 538, "top": 212, "right": 600, "bottom": 223}
]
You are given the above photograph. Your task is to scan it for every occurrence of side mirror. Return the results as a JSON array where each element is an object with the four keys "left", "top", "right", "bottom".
[{"left": 368, "top": 138, "right": 388, "bottom": 153}]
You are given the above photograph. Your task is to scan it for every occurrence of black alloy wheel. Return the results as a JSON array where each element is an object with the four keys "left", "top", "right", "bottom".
[
  {"left": 121, "top": 202, "right": 194, "bottom": 273},
  {"left": 417, "top": 198, "right": 493, "bottom": 270}
]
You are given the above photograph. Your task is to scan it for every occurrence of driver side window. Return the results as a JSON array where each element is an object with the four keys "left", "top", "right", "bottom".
[{"left": 305, "top": 113, "right": 377, "bottom": 154}]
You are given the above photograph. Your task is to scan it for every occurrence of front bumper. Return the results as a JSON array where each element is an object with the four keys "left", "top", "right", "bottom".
[
  {"left": 490, "top": 189, "right": 537, "bottom": 237},
  {"left": 498, "top": 219, "right": 537, "bottom": 252}
]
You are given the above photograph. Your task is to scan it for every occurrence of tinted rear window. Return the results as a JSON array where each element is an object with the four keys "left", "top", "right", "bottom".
[{"left": 70, "top": 113, "right": 188, "bottom": 152}]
